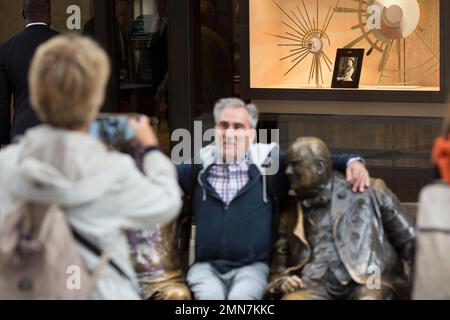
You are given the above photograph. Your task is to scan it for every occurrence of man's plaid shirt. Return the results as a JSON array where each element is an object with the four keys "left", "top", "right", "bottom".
[{"left": 207, "top": 155, "right": 250, "bottom": 206}]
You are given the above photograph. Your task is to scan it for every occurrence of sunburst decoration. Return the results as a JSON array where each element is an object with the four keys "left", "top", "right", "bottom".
[
  {"left": 334, "top": 0, "right": 439, "bottom": 86},
  {"left": 265, "top": 0, "right": 340, "bottom": 87}
]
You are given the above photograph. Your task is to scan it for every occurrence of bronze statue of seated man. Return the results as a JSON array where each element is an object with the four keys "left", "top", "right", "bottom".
[{"left": 266, "top": 137, "right": 415, "bottom": 300}]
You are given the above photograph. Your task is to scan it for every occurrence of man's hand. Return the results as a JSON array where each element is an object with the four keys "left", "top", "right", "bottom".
[
  {"left": 280, "top": 275, "right": 305, "bottom": 294},
  {"left": 346, "top": 160, "right": 370, "bottom": 192}
]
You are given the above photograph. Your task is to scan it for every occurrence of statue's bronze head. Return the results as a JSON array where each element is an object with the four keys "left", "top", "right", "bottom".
[{"left": 286, "top": 137, "right": 332, "bottom": 198}]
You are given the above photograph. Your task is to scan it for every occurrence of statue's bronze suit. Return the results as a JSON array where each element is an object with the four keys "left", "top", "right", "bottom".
[
  {"left": 266, "top": 137, "right": 415, "bottom": 300},
  {"left": 126, "top": 223, "right": 191, "bottom": 300}
]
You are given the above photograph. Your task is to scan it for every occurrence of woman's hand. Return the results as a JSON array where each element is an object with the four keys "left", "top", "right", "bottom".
[{"left": 129, "top": 116, "right": 159, "bottom": 148}]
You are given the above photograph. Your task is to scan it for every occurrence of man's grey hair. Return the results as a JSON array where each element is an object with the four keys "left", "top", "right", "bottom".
[{"left": 213, "top": 98, "right": 259, "bottom": 129}]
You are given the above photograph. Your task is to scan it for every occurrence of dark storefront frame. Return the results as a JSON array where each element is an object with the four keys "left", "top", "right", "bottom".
[
  {"left": 93, "top": 0, "right": 195, "bottom": 135},
  {"left": 94, "top": 0, "right": 119, "bottom": 113}
]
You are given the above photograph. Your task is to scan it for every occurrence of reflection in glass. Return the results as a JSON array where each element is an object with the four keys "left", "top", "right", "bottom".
[{"left": 112, "top": 0, "right": 170, "bottom": 152}]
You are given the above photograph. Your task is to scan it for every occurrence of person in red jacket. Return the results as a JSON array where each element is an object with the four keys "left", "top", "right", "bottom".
[{"left": 432, "top": 118, "right": 450, "bottom": 183}]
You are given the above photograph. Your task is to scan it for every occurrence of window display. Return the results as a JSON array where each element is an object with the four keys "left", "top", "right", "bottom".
[{"left": 243, "top": 0, "right": 445, "bottom": 101}]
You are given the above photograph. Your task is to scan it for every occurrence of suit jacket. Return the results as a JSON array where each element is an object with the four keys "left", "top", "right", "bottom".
[
  {"left": 268, "top": 174, "right": 416, "bottom": 299},
  {"left": 0, "top": 24, "right": 58, "bottom": 144}
]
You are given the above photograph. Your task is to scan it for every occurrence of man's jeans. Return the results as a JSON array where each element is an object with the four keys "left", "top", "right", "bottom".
[{"left": 187, "top": 262, "right": 269, "bottom": 300}]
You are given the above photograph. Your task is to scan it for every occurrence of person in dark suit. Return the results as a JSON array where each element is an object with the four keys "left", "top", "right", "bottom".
[{"left": 0, "top": 0, "right": 58, "bottom": 146}]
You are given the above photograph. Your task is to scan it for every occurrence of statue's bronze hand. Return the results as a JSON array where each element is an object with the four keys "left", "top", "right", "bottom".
[{"left": 280, "top": 275, "right": 306, "bottom": 293}]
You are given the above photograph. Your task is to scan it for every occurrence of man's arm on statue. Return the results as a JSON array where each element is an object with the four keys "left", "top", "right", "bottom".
[{"left": 331, "top": 153, "right": 363, "bottom": 173}]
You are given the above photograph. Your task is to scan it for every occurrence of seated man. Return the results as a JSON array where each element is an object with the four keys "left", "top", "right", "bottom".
[{"left": 266, "top": 137, "right": 415, "bottom": 300}]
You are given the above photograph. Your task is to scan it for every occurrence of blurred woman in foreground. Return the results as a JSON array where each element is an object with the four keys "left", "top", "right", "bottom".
[{"left": 0, "top": 35, "right": 182, "bottom": 299}]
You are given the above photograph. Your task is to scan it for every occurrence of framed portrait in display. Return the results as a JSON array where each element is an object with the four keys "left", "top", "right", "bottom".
[{"left": 331, "top": 48, "right": 364, "bottom": 89}]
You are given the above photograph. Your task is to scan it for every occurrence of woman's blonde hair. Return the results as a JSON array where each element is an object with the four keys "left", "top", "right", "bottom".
[{"left": 29, "top": 35, "right": 110, "bottom": 129}]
